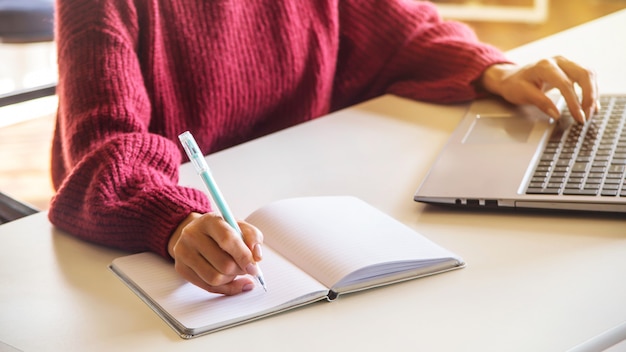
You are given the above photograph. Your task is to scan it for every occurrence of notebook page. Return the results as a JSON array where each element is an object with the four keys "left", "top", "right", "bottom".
[
  {"left": 245, "top": 196, "right": 461, "bottom": 290},
  {"left": 111, "top": 248, "right": 327, "bottom": 336}
]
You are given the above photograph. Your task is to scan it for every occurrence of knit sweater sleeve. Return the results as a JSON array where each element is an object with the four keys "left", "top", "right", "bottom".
[
  {"left": 332, "top": 0, "right": 510, "bottom": 109},
  {"left": 49, "top": 0, "right": 211, "bottom": 257}
]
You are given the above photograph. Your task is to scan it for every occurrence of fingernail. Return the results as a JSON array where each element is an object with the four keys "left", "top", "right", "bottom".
[
  {"left": 547, "top": 108, "right": 560, "bottom": 120},
  {"left": 246, "top": 263, "right": 259, "bottom": 276},
  {"left": 242, "top": 283, "right": 255, "bottom": 292},
  {"left": 253, "top": 244, "right": 263, "bottom": 261},
  {"left": 579, "top": 108, "right": 587, "bottom": 123}
]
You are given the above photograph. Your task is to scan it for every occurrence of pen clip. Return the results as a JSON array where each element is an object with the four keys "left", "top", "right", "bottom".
[{"left": 178, "top": 131, "right": 208, "bottom": 174}]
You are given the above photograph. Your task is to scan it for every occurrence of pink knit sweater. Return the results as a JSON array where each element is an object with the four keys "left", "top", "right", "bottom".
[{"left": 50, "top": 0, "right": 508, "bottom": 257}]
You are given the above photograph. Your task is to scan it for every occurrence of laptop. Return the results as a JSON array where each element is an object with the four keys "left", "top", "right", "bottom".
[{"left": 413, "top": 93, "right": 626, "bottom": 213}]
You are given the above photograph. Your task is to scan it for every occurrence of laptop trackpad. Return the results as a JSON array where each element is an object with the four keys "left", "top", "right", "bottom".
[{"left": 463, "top": 115, "right": 534, "bottom": 144}]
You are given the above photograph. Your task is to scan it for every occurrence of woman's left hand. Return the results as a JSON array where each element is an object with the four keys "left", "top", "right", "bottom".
[{"left": 480, "top": 56, "right": 599, "bottom": 124}]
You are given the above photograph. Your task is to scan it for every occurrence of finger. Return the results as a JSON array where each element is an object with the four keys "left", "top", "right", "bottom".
[
  {"left": 517, "top": 81, "right": 562, "bottom": 120},
  {"left": 493, "top": 62, "right": 563, "bottom": 120},
  {"left": 175, "top": 261, "right": 255, "bottom": 295},
  {"left": 174, "top": 240, "right": 241, "bottom": 288},
  {"left": 177, "top": 216, "right": 246, "bottom": 277},
  {"left": 533, "top": 57, "right": 584, "bottom": 123},
  {"left": 239, "top": 221, "right": 264, "bottom": 262},
  {"left": 174, "top": 254, "right": 233, "bottom": 287},
  {"left": 195, "top": 236, "right": 246, "bottom": 276},
  {"left": 554, "top": 56, "right": 598, "bottom": 120},
  {"left": 213, "top": 277, "right": 257, "bottom": 295},
  {"left": 200, "top": 214, "right": 257, "bottom": 275}
]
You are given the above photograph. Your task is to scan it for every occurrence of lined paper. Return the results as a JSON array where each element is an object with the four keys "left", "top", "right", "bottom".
[
  {"left": 247, "top": 196, "right": 462, "bottom": 290},
  {"left": 111, "top": 247, "right": 327, "bottom": 336}
]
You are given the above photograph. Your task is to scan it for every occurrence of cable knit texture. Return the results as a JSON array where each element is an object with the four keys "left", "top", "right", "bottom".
[{"left": 50, "top": 0, "right": 509, "bottom": 258}]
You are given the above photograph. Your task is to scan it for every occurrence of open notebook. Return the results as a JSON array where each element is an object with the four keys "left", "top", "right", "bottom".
[{"left": 110, "top": 196, "right": 464, "bottom": 338}]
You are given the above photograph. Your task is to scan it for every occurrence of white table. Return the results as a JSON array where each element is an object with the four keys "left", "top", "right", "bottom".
[{"left": 2, "top": 9, "right": 626, "bottom": 352}]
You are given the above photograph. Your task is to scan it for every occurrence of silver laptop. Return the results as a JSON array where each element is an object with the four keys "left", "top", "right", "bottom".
[{"left": 413, "top": 93, "right": 626, "bottom": 213}]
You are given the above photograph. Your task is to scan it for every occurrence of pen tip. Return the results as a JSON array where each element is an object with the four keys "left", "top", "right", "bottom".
[{"left": 257, "top": 276, "right": 268, "bottom": 292}]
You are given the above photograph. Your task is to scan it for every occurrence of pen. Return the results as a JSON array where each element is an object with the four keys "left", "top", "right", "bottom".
[{"left": 178, "top": 131, "right": 268, "bottom": 292}]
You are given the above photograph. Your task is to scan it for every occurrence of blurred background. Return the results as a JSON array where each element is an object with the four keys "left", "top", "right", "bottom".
[{"left": 1, "top": 0, "right": 625, "bottom": 212}]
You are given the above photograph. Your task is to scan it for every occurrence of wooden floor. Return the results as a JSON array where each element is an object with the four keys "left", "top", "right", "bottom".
[{"left": 1, "top": 0, "right": 625, "bottom": 211}]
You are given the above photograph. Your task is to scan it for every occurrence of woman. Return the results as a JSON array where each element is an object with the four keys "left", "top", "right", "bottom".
[{"left": 50, "top": 0, "right": 597, "bottom": 295}]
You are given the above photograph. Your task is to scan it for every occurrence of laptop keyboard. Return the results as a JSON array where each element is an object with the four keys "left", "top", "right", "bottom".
[{"left": 526, "top": 94, "right": 626, "bottom": 197}]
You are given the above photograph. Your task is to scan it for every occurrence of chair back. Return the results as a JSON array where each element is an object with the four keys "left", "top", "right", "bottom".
[{"left": 0, "top": 0, "right": 55, "bottom": 43}]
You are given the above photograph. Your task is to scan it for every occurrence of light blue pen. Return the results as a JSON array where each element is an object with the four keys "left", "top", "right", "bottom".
[{"left": 178, "top": 131, "right": 267, "bottom": 292}]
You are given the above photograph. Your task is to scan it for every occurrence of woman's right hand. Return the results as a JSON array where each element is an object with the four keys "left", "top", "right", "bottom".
[{"left": 167, "top": 212, "right": 264, "bottom": 295}]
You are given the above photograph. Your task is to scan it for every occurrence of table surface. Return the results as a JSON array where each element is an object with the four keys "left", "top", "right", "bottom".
[{"left": 2, "top": 9, "right": 626, "bottom": 352}]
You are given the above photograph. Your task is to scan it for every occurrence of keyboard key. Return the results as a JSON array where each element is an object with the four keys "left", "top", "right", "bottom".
[
  {"left": 572, "top": 163, "right": 589, "bottom": 172},
  {"left": 526, "top": 188, "right": 559, "bottom": 195},
  {"left": 525, "top": 94, "right": 626, "bottom": 198},
  {"left": 562, "top": 189, "right": 599, "bottom": 196},
  {"left": 602, "top": 184, "right": 619, "bottom": 190},
  {"left": 565, "top": 182, "right": 582, "bottom": 189}
]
